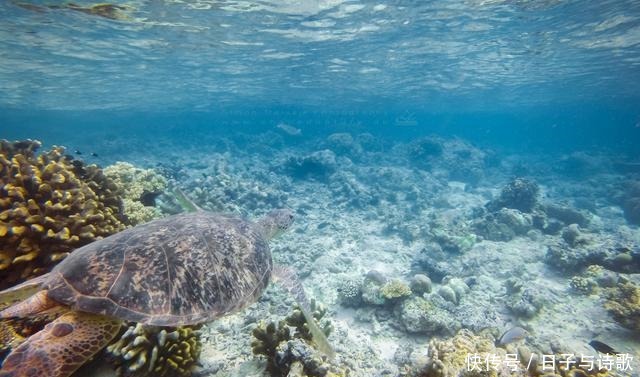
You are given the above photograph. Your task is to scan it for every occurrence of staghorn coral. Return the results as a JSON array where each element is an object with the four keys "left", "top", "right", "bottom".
[
  {"left": 105, "top": 322, "right": 202, "bottom": 377},
  {"left": 603, "top": 280, "right": 640, "bottom": 332},
  {"left": 104, "top": 162, "right": 166, "bottom": 225},
  {"left": 0, "top": 139, "right": 126, "bottom": 288}
]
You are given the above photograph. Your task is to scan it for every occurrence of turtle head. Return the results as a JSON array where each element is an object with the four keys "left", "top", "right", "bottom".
[{"left": 257, "top": 209, "right": 294, "bottom": 240}]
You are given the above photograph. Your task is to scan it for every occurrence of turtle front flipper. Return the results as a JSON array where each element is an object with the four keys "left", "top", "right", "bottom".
[
  {"left": 0, "top": 311, "right": 121, "bottom": 377},
  {"left": 272, "top": 265, "right": 335, "bottom": 359},
  {"left": 0, "top": 273, "right": 49, "bottom": 310}
]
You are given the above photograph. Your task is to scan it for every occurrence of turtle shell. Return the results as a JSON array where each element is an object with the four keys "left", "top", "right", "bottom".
[{"left": 43, "top": 211, "right": 273, "bottom": 326}]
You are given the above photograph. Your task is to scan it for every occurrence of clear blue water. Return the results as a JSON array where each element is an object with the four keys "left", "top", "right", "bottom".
[
  {"left": 2, "top": 2, "right": 640, "bottom": 375},
  {"left": 1, "top": 0, "right": 639, "bottom": 154}
]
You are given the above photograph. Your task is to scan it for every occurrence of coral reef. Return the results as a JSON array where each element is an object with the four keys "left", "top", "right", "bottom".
[
  {"left": 251, "top": 301, "right": 341, "bottom": 377},
  {"left": 569, "top": 276, "right": 598, "bottom": 295},
  {"left": 487, "top": 178, "right": 540, "bottom": 213},
  {"left": 410, "top": 274, "right": 432, "bottom": 295},
  {"left": 283, "top": 150, "right": 338, "bottom": 180},
  {"left": 380, "top": 279, "right": 412, "bottom": 301},
  {"left": 561, "top": 224, "right": 591, "bottom": 248},
  {"left": 184, "top": 158, "right": 287, "bottom": 215},
  {"left": 326, "top": 133, "right": 363, "bottom": 156},
  {"left": 336, "top": 277, "right": 363, "bottom": 307},
  {"left": 396, "top": 296, "right": 460, "bottom": 335},
  {"left": 105, "top": 322, "right": 202, "bottom": 377},
  {"left": 603, "top": 280, "right": 640, "bottom": 332},
  {"left": 104, "top": 162, "right": 167, "bottom": 225},
  {"left": 408, "top": 137, "right": 444, "bottom": 163},
  {"left": 473, "top": 208, "right": 533, "bottom": 242},
  {"left": 543, "top": 203, "right": 590, "bottom": 228},
  {"left": 0, "top": 139, "right": 126, "bottom": 288},
  {"left": 411, "top": 329, "right": 502, "bottom": 377},
  {"left": 506, "top": 288, "right": 545, "bottom": 319},
  {"left": 622, "top": 180, "right": 640, "bottom": 225}
]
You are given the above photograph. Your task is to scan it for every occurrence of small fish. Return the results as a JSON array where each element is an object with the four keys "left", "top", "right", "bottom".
[
  {"left": 74, "top": 150, "right": 82, "bottom": 155},
  {"left": 497, "top": 326, "right": 528, "bottom": 346},
  {"left": 90, "top": 152, "right": 99, "bottom": 157},
  {"left": 276, "top": 122, "right": 302, "bottom": 136},
  {"left": 589, "top": 340, "right": 619, "bottom": 355}
]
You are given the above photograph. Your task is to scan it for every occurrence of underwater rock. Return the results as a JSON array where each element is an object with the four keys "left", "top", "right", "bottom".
[
  {"left": 561, "top": 224, "right": 591, "bottom": 247},
  {"left": 0, "top": 139, "right": 126, "bottom": 288},
  {"left": 408, "top": 137, "right": 444, "bottom": 164},
  {"left": 473, "top": 208, "right": 533, "bottom": 241},
  {"left": 506, "top": 288, "right": 545, "bottom": 319},
  {"left": 329, "top": 171, "right": 378, "bottom": 208},
  {"left": 361, "top": 274, "right": 386, "bottom": 306},
  {"left": 412, "top": 243, "right": 455, "bottom": 283},
  {"left": 622, "top": 181, "right": 640, "bottom": 225},
  {"left": 544, "top": 203, "right": 591, "bottom": 227},
  {"left": 603, "top": 280, "right": 640, "bottom": 332},
  {"left": 487, "top": 177, "right": 540, "bottom": 213},
  {"left": 397, "top": 296, "right": 459, "bottom": 335},
  {"left": 410, "top": 274, "right": 432, "bottom": 295},
  {"left": 442, "top": 277, "right": 469, "bottom": 303},
  {"left": 326, "top": 133, "right": 363, "bottom": 156},
  {"left": 105, "top": 322, "right": 202, "bottom": 377},
  {"left": 283, "top": 150, "right": 337, "bottom": 180},
  {"left": 437, "top": 286, "right": 457, "bottom": 305}
]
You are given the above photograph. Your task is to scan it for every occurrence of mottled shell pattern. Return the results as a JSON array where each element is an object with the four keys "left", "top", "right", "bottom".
[{"left": 43, "top": 211, "right": 273, "bottom": 326}]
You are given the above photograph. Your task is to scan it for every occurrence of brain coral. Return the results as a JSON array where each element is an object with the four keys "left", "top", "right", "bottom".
[{"left": 0, "top": 139, "right": 126, "bottom": 288}]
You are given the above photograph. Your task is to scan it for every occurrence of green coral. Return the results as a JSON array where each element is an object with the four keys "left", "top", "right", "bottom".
[
  {"left": 105, "top": 322, "right": 202, "bottom": 377},
  {"left": 104, "top": 162, "right": 166, "bottom": 225},
  {"left": 380, "top": 279, "right": 412, "bottom": 301},
  {"left": 604, "top": 280, "right": 640, "bottom": 332}
]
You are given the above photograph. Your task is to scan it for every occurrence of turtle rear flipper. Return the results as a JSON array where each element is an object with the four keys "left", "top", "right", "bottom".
[{"left": 0, "top": 311, "right": 120, "bottom": 377}]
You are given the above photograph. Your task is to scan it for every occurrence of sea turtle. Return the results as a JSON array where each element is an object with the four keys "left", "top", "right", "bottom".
[{"left": 0, "top": 208, "right": 333, "bottom": 376}]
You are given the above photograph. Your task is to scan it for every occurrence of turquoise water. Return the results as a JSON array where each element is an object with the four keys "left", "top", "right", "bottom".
[{"left": 1, "top": 1, "right": 640, "bottom": 377}]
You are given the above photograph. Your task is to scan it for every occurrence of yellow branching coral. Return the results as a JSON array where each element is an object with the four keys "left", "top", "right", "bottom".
[
  {"left": 104, "top": 162, "right": 166, "bottom": 225},
  {"left": 604, "top": 280, "right": 640, "bottom": 332},
  {"left": 417, "top": 329, "right": 500, "bottom": 377},
  {"left": 105, "top": 322, "right": 202, "bottom": 377},
  {"left": 0, "top": 139, "right": 126, "bottom": 288}
]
